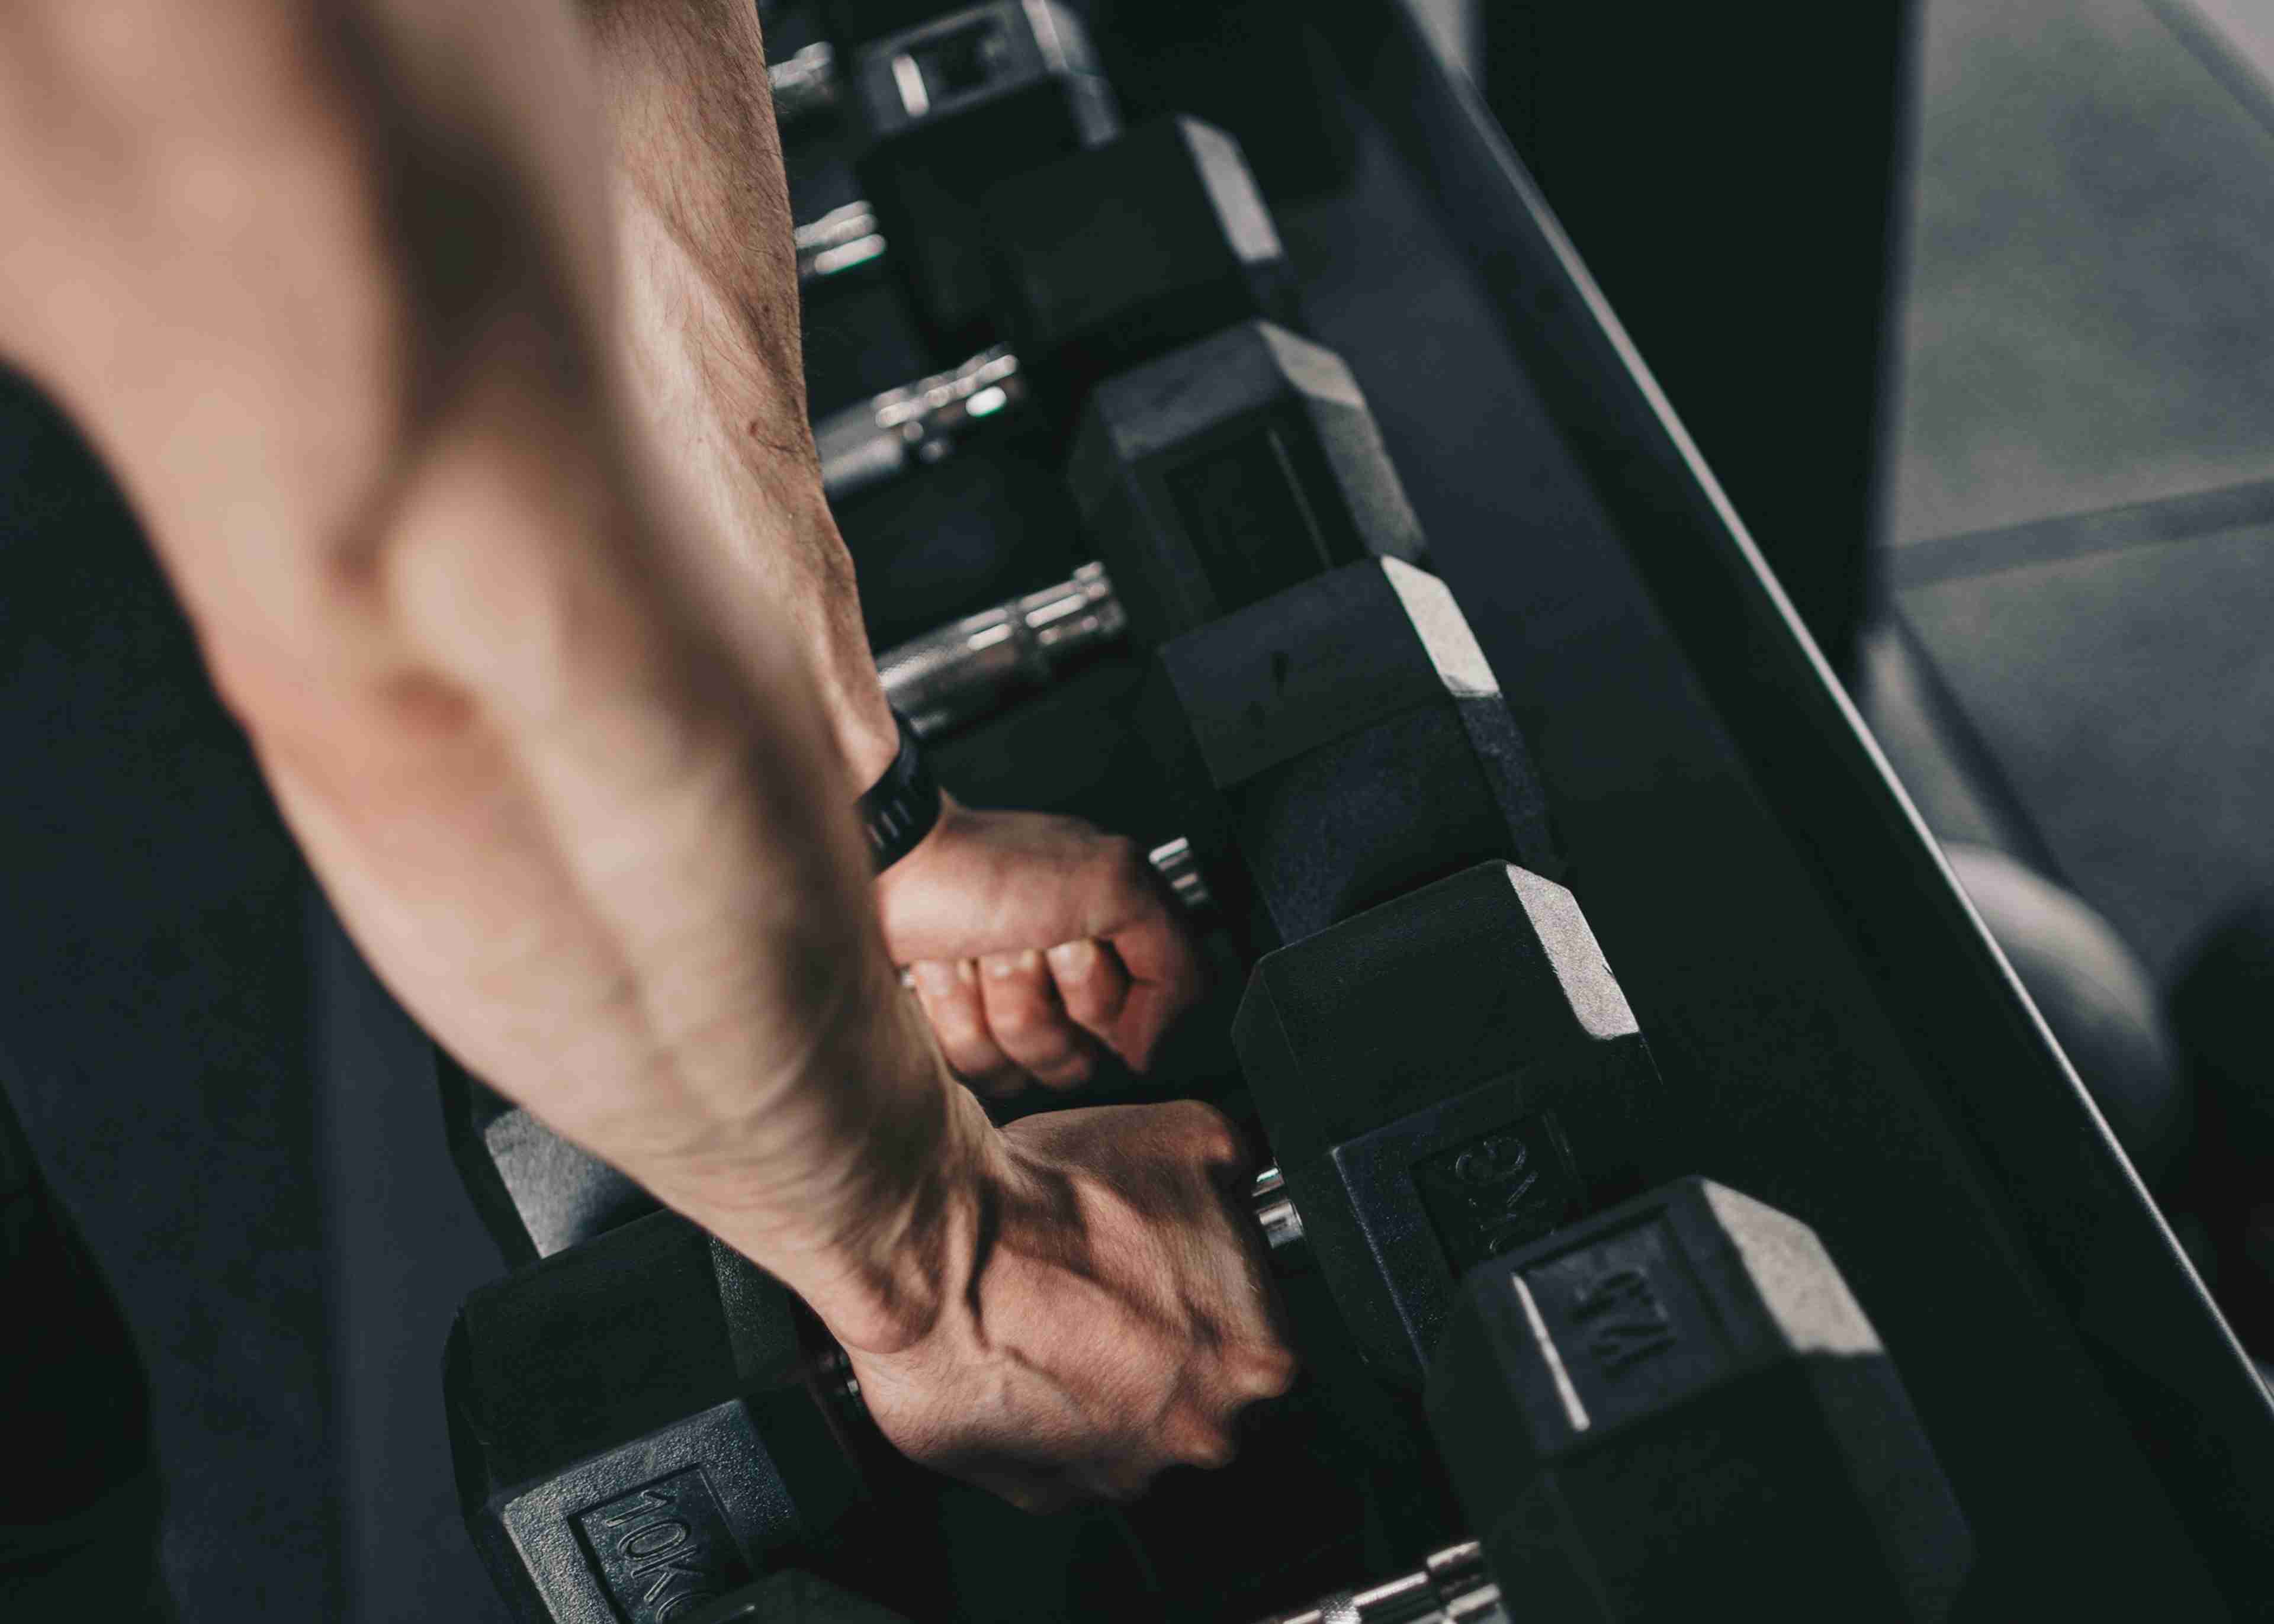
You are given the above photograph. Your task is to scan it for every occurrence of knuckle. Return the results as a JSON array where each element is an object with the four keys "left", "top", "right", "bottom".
[
  {"left": 1241, "top": 1342, "right": 1300, "bottom": 1400},
  {"left": 988, "top": 998, "right": 1045, "bottom": 1041},
  {"left": 1168, "top": 1099, "right": 1246, "bottom": 1168},
  {"left": 1059, "top": 985, "right": 1110, "bottom": 1027},
  {"left": 930, "top": 1020, "right": 991, "bottom": 1065},
  {"left": 1037, "top": 1051, "right": 1095, "bottom": 1092},
  {"left": 933, "top": 1002, "right": 988, "bottom": 1047},
  {"left": 1168, "top": 1417, "right": 1238, "bottom": 1471},
  {"left": 1094, "top": 834, "right": 1152, "bottom": 895}
]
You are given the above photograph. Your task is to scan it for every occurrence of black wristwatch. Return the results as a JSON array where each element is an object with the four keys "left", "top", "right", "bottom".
[{"left": 857, "top": 710, "right": 941, "bottom": 873}]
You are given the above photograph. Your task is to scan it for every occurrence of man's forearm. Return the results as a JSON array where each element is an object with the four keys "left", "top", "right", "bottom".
[
  {"left": 0, "top": 0, "right": 953, "bottom": 1347},
  {"left": 584, "top": 0, "right": 901, "bottom": 782}
]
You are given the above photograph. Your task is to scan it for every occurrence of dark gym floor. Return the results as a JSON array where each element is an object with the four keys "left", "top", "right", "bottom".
[{"left": 5, "top": 1, "right": 2272, "bottom": 1619}]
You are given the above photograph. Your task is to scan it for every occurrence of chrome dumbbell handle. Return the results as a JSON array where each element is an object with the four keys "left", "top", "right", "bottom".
[
  {"left": 767, "top": 41, "right": 842, "bottom": 129},
  {"left": 1255, "top": 1542, "right": 1504, "bottom": 1624},
  {"left": 794, "top": 200, "right": 888, "bottom": 287},
  {"left": 817, "top": 346, "right": 1029, "bottom": 504},
  {"left": 1250, "top": 1164, "right": 1305, "bottom": 1253},
  {"left": 878, "top": 562, "right": 1126, "bottom": 738}
]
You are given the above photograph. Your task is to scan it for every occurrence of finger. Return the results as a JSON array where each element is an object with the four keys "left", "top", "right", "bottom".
[
  {"left": 910, "top": 959, "right": 1023, "bottom": 1097},
  {"left": 1044, "top": 937, "right": 1132, "bottom": 1047},
  {"left": 1161, "top": 1414, "right": 1238, "bottom": 1472},
  {"left": 979, "top": 950, "right": 1098, "bottom": 1092},
  {"left": 1102, "top": 900, "right": 1206, "bottom": 1072},
  {"left": 1228, "top": 1339, "right": 1300, "bottom": 1404}
]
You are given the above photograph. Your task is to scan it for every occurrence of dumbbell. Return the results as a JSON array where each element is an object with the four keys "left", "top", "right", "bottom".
[
  {"left": 822, "top": 0, "right": 1017, "bottom": 51},
  {"left": 447, "top": 854, "right": 1641, "bottom": 1621},
  {"left": 871, "top": 319, "right": 1427, "bottom": 734},
  {"left": 780, "top": 0, "right": 1120, "bottom": 147},
  {"left": 1231, "top": 860, "right": 1658, "bottom": 1385},
  {"left": 773, "top": 0, "right": 1110, "bottom": 297},
  {"left": 805, "top": 1, "right": 1275, "bottom": 358},
  {"left": 783, "top": 0, "right": 1113, "bottom": 311},
  {"left": 445, "top": 1163, "right": 1300, "bottom": 1623},
  {"left": 1246, "top": 1181, "right": 1973, "bottom": 1622},
  {"left": 788, "top": 1, "right": 1291, "bottom": 324},
  {"left": 816, "top": 0, "right": 1358, "bottom": 205},
  {"left": 815, "top": 116, "right": 1300, "bottom": 502},
  {"left": 1086, "top": 0, "right": 1358, "bottom": 204},
  {"left": 838, "top": 0, "right": 1120, "bottom": 343},
  {"left": 767, "top": 41, "right": 846, "bottom": 134}
]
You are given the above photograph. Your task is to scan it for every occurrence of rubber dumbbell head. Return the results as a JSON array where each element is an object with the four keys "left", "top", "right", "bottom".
[
  {"left": 1141, "top": 558, "right": 1560, "bottom": 958},
  {"left": 436, "top": 1046, "right": 650, "bottom": 1269},
  {"left": 852, "top": 0, "right": 1118, "bottom": 341},
  {"left": 1427, "top": 1179, "right": 1972, "bottom": 1620},
  {"left": 817, "top": 119, "right": 1300, "bottom": 506},
  {"left": 451, "top": 1167, "right": 1301, "bottom": 1620},
  {"left": 983, "top": 116, "right": 1300, "bottom": 406},
  {"left": 1068, "top": 320, "right": 1425, "bottom": 647},
  {"left": 1235, "top": 861, "right": 1659, "bottom": 1384},
  {"left": 1086, "top": 0, "right": 1357, "bottom": 203},
  {"left": 446, "top": 1212, "right": 869, "bottom": 1624},
  {"left": 824, "top": 0, "right": 984, "bottom": 50}
]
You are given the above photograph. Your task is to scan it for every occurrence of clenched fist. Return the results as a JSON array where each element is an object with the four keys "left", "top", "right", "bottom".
[
  {"left": 880, "top": 796, "right": 1205, "bottom": 1096},
  {"left": 841, "top": 1099, "right": 1297, "bottom": 1510}
]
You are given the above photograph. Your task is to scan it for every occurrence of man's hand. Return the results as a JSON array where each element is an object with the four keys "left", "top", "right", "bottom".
[
  {"left": 878, "top": 795, "right": 1205, "bottom": 1095},
  {"left": 843, "top": 1099, "right": 1297, "bottom": 1510}
]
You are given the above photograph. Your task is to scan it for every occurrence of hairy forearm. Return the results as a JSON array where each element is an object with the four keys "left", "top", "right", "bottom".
[
  {"left": 0, "top": 0, "right": 958, "bottom": 1345},
  {"left": 583, "top": 0, "right": 900, "bottom": 780}
]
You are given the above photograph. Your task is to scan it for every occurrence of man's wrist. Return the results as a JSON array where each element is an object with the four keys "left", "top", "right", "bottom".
[
  {"left": 797, "top": 1066, "right": 1004, "bottom": 1355},
  {"left": 856, "top": 710, "right": 942, "bottom": 873},
  {"left": 831, "top": 679, "right": 903, "bottom": 786}
]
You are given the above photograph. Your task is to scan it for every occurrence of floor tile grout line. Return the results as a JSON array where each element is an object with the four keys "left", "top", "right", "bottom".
[{"left": 1891, "top": 475, "right": 2274, "bottom": 591}]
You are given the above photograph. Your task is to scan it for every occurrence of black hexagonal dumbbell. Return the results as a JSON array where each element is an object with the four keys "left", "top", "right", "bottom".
[
  {"left": 1244, "top": 1181, "right": 1973, "bottom": 1622},
  {"left": 811, "top": 0, "right": 1358, "bottom": 207},
  {"left": 1144, "top": 565, "right": 1560, "bottom": 961},
  {"left": 847, "top": 0, "right": 1119, "bottom": 343},
  {"left": 1232, "top": 860, "right": 1655, "bottom": 1386},
  {"left": 446, "top": 1166, "right": 1307, "bottom": 1623},
  {"left": 814, "top": 117, "right": 1299, "bottom": 502},
  {"left": 876, "top": 319, "right": 1426, "bottom": 731},
  {"left": 444, "top": 1214, "right": 873, "bottom": 1623},
  {"left": 1427, "top": 1178, "right": 1973, "bottom": 1620}
]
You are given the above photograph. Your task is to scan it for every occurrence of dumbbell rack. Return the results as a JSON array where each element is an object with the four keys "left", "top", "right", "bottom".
[{"left": 768, "top": 4, "right": 2274, "bottom": 1619}]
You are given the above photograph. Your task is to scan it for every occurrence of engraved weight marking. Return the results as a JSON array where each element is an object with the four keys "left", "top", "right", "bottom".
[
  {"left": 1453, "top": 1133, "right": 1547, "bottom": 1256},
  {"left": 1570, "top": 1265, "right": 1676, "bottom": 1375},
  {"left": 623, "top": 1520, "right": 691, "bottom": 1560},
  {"left": 590, "top": 1478, "right": 729, "bottom": 1622},
  {"left": 599, "top": 1485, "right": 681, "bottom": 1526}
]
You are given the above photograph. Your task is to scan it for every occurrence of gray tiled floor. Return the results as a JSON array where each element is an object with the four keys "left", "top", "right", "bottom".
[
  {"left": 1891, "top": 0, "right": 2274, "bottom": 545},
  {"left": 1882, "top": 0, "right": 2274, "bottom": 984}
]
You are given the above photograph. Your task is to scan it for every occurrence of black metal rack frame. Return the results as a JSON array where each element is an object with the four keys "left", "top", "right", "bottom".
[{"left": 1282, "top": 1, "right": 2273, "bottom": 1607}]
